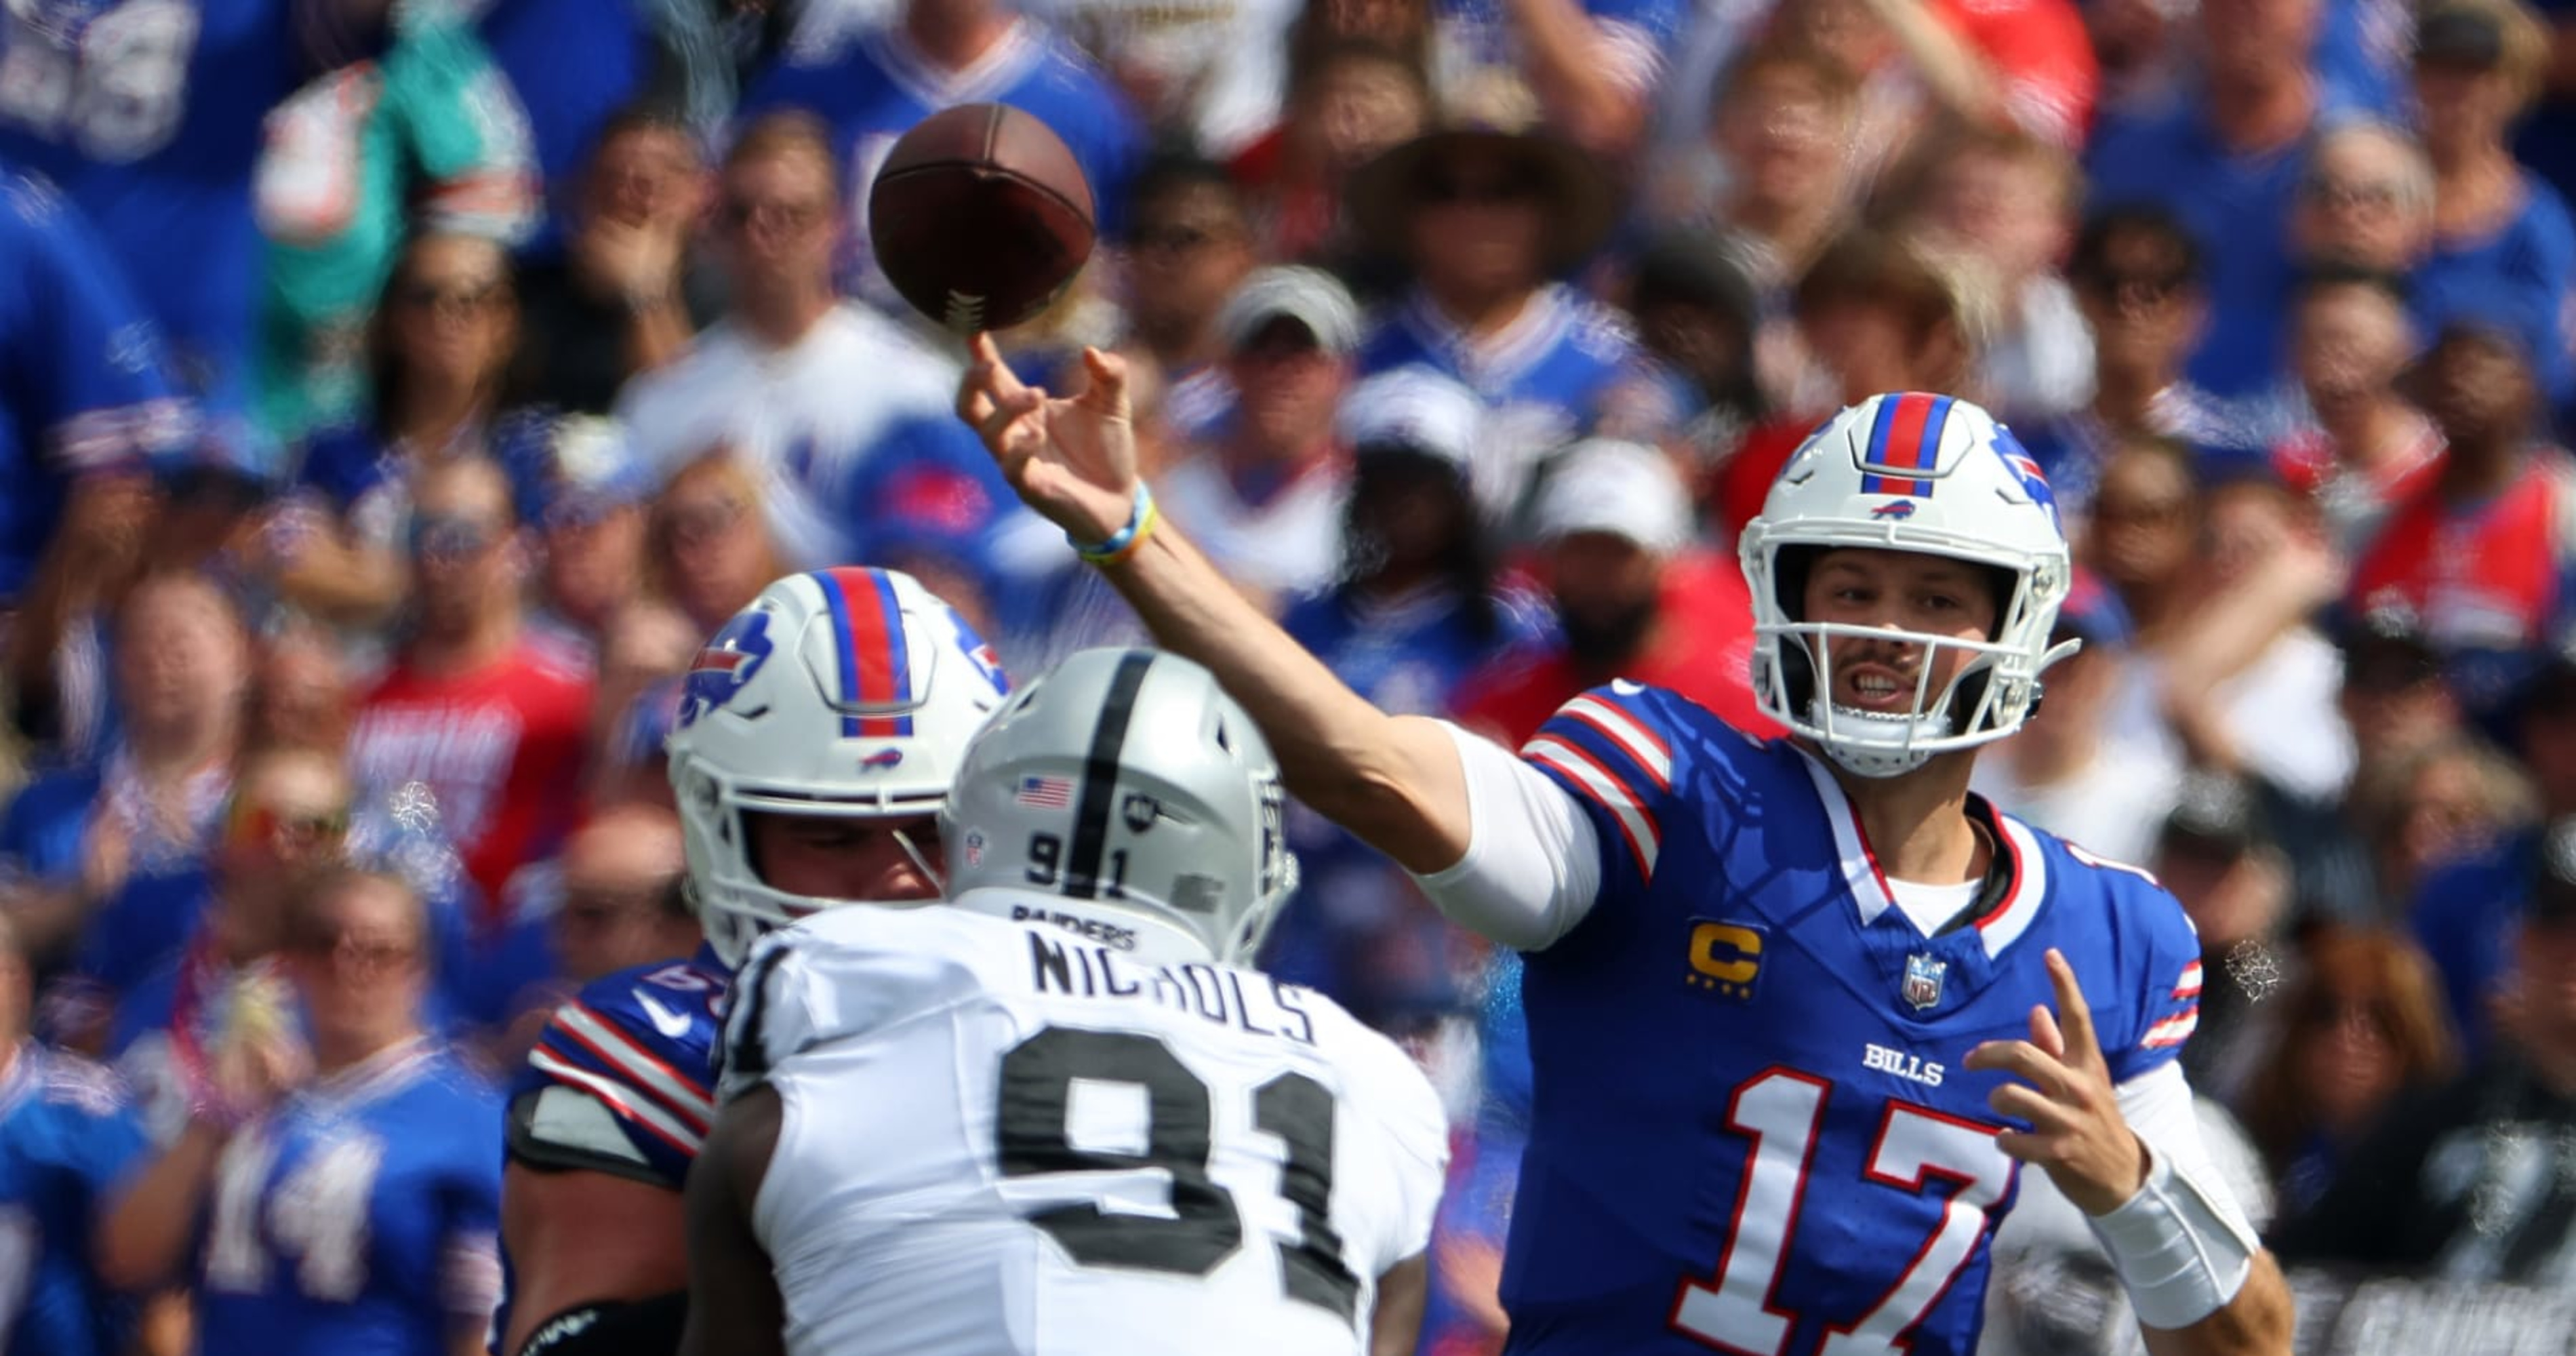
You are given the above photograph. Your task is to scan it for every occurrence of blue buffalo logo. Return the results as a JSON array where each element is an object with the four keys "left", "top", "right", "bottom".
[
  {"left": 1870, "top": 500, "right": 1917, "bottom": 520},
  {"left": 681, "top": 610, "right": 776, "bottom": 727},
  {"left": 859, "top": 748, "right": 905, "bottom": 770}
]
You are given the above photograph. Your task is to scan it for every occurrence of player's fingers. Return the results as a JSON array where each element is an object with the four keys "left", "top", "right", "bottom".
[
  {"left": 1985, "top": 1082, "right": 2077, "bottom": 1132},
  {"left": 2045, "top": 949, "right": 2103, "bottom": 1060},
  {"left": 1078, "top": 346, "right": 1131, "bottom": 416},
  {"left": 974, "top": 384, "right": 1047, "bottom": 452},
  {"left": 1992, "top": 1128, "right": 2051, "bottom": 1163},
  {"left": 2030, "top": 1002, "right": 2067, "bottom": 1062},
  {"left": 1960, "top": 1039, "right": 2069, "bottom": 1096}
]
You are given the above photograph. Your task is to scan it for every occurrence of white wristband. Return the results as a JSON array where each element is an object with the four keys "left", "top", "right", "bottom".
[{"left": 2082, "top": 1138, "right": 2260, "bottom": 1330}]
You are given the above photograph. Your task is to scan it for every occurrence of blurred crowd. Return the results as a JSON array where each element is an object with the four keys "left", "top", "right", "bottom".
[{"left": 6, "top": 0, "right": 2576, "bottom": 1347}]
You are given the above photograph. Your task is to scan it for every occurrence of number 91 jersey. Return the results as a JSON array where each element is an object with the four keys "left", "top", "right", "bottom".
[
  {"left": 721, "top": 901, "right": 1451, "bottom": 1356},
  {"left": 1509, "top": 685, "right": 2205, "bottom": 1355}
]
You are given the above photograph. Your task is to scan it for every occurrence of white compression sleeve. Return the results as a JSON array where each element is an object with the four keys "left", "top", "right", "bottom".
[
  {"left": 2089, "top": 1062, "right": 2263, "bottom": 1330},
  {"left": 1407, "top": 721, "right": 1603, "bottom": 951}
]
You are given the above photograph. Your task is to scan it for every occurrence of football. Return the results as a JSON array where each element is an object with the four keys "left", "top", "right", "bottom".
[{"left": 868, "top": 103, "right": 1097, "bottom": 335}]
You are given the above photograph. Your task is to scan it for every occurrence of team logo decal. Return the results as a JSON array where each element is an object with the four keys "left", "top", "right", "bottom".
[
  {"left": 1901, "top": 953, "right": 1948, "bottom": 1011},
  {"left": 1870, "top": 500, "right": 1918, "bottom": 520},
  {"left": 681, "top": 610, "right": 777, "bottom": 727}
]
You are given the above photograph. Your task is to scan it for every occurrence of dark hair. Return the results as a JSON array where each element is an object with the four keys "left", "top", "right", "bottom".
[
  {"left": 1710, "top": 37, "right": 1860, "bottom": 125},
  {"left": 2293, "top": 260, "right": 2412, "bottom": 311},
  {"left": 2069, "top": 203, "right": 2207, "bottom": 292},
  {"left": 2240, "top": 927, "right": 2457, "bottom": 1171},
  {"left": 585, "top": 101, "right": 696, "bottom": 170},
  {"left": 1287, "top": 37, "right": 1430, "bottom": 111},
  {"left": 1337, "top": 450, "right": 1503, "bottom": 641},
  {"left": 1121, "top": 148, "right": 1247, "bottom": 241},
  {"left": 1793, "top": 227, "right": 1959, "bottom": 336},
  {"left": 723, "top": 108, "right": 845, "bottom": 200},
  {"left": 364, "top": 232, "right": 523, "bottom": 442}
]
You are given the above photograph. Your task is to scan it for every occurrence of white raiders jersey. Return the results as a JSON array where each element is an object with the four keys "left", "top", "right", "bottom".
[{"left": 719, "top": 899, "right": 1452, "bottom": 1356}]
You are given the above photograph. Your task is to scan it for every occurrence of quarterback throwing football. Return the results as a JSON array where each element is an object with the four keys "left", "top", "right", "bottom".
[{"left": 959, "top": 342, "right": 2295, "bottom": 1355}]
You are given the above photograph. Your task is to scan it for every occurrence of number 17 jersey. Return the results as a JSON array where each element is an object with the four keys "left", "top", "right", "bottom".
[
  {"left": 723, "top": 901, "right": 1451, "bottom": 1356},
  {"left": 1506, "top": 685, "right": 2205, "bottom": 1355}
]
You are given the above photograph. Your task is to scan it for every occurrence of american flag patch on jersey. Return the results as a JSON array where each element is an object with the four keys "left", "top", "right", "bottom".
[{"left": 1015, "top": 776, "right": 1074, "bottom": 809}]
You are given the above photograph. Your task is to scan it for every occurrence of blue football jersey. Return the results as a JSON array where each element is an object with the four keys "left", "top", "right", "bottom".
[
  {"left": 1498, "top": 684, "right": 2204, "bottom": 1355},
  {"left": 739, "top": 19, "right": 1145, "bottom": 280},
  {"left": 0, "top": 0, "right": 296, "bottom": 439},
  {"left": 196, "top": 1040, "right": 502, "bottom": 1356},
  {"left": 0, "top": 1045, "right": 150, "bottom": 1356},
  {"left": 0, "top": 170, "right": 188, "bottom": 599},
  {"left": 509, "top": 949, "right": 727, "bottom": 1190},
  {"left": 1356, "top": 286, "right": 1644, "bottom": 451}
]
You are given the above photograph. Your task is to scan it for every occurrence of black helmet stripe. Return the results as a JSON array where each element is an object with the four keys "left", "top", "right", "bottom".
[{"left": 1065, "top": 650, "right": 1156, "bottom": 898}]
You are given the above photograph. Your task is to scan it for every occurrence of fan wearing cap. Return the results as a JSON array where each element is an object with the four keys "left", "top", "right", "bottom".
[
  {"left": 1266, "top": 367, "right": 1548, "bottom": 1017},
  {"left": 1345, "top": 119, "right": 1657, "bottom": 514},
  {"left": 1457, "top": 439, "right": 1773, "bottom": 744},
  {"left": 498, "top": 412, "right": 655, "bottom": 658},
  {"left": 2275, "top": 816, "right": 2576, "bottom": 1283},
  {"left": 2409, "top": 0, "right": 2576, "bottom": 408},
  {"left": 1156, "top": 267, "right": 1361, "bottom": 610}
]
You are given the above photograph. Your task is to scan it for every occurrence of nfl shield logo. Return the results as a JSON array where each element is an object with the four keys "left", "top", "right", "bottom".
[{"left": 1902, "top": 953, "right": 1947, "bottom": 1011}]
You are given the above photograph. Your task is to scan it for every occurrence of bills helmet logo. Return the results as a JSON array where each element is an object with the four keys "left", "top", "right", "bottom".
[
  {"left": 952, "top": 613, "right": 1010, "bottom": 696},
  {"left": 859, "top": 748, "right": 905, "bottom": 770},
  {"left": 681, "top": 610, "right": 777, "bottom": 727},
  {"left": 1998, "top": 443, "right": 2062, "bottom": 532},
  {"left": 1870, "top": 500, "right": 1918, "bottom": 520}
]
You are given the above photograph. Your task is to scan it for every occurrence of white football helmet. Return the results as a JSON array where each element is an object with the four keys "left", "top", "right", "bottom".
[
  {"left": 1738, "top": 392, "right": 2076, "bottom": 778},
  {"left": 940, "top": 648, "right": 1298, "bottom": 965},
  {"left": 667, "top": 567, "right": 1012, "bottom": 967}
]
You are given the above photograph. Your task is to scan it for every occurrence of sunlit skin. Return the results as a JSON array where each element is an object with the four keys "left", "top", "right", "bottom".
[
  {"left": 746, "top": 812, "right": 943, "bottom": 905},
  {"left": 1800, "top": 549, "right": 2000, "bottom": 721}
]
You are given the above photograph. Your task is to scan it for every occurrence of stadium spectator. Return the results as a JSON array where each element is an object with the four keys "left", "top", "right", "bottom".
[
  {"left": 1268, "top": 368, "right": 1545, "bottom": 1022},
  {"left": 543, "top": 804, "right": 691, "bottom": 987},
  {"left": 1430, "top": 0, "right": 1681, "bottom": 156},
  {"left": 2348, "top": 319, "right": 2576, "bottom": 689},
  {"left": 508, "top": 106, "right": 712, "bottom": 414},
  {"left": 1901, "top": 128, "right": 2093, "bottom": 424},
  {"left": 0, "top": 910, "right": 153, "bottom": 1355},
  {"left": 1457, "top": 437, "right": 1771, "bottom": 743},
  {"left": 1973, "top": 571, "right": 2181, "bottom": 867},
  {"left": 100, "top": 866, "right": 505, "bottom": 1356},
  {"left": 108, "top": 745, "right": 350, "bottom": 1144},
  {"left": 252, "top": 3, "right": 539, "bottom": 447},
  {"left": 2274, "top": 824, "right": 2576, "bottom": 1281},
  {"left": 246, "top": 620, "right": 358, "bottom": 765},
  {"left": 645, "top": 456, "right": 783, "bottom": 637},
  {"left": 2409, "top": 634, "right": 2576, "bottom": 1051},
  {"left": 0, "top": 0, "right": 302, "bottom": 470},
  {"left": 473, "top": 0, "right": 656, "bottom": 262},
  {"left": 1674, "top": 41, "right": 1861, "bottom": 297},
  {"left": 346, "top": 456, "right": 592, "bottom": 917},
  {"left": 1119, "top": 155, "right": 1259, "bottom": 424},
  {"left": 2085, "top": 0, "right": 2349, "bottom": 444},
  {"left": 580, "top": 601, "right": 700, "bottom": 810},
  {"left": 2240, "top": 928, "right": 2460, "bottom": 1216},
  {"left": 2289, "top": 121, "right": 2437, "bottom": 275},
  {"left": 1345, "top": 115, "right": 1639, "bottom": 514},
  {"left": 2359, "top": 735, "right": 2536, "bottom": 906},
  {"left": 2270, "top": 267, "right": 2442, "bottom": 556},
  {"left": 2410, "top": 0, "right": 2576, "bottom": 407},
  {"left": 0, "top": 573, "right": 249, "bottom": 1001},
  {"left": 2152, "top": 771, "right": 2297, "bottom": 1103},
  {"left": 2017, "top": 207, "right": 2234, "bottom": 523},
  {"left": 1616, "top": 228, "right": 1767, "bottom": 475},
  {"left": 0, "top": 173, "right": 195, "bottom": 770},
  {"left": 1156, "top": 266, "right": 1361, "bottom": 611},
  {"left": 1709, "top": 226, "right": 1984, "bottom": 535},
  {"left": 504, "top": 414, "right": 653, "bottom": 657},
  {"left": 281, "top": 231, "right": 526, "bottom": 629},
  {"left": 613, "top": 113, "right": 1001, "bottom": 572},
  {"left": 737, "top": 0, "right": 1147, "bottom": 266},
  {"left": 1232, "top": 39, "right": 1432, "bottom": 267}
]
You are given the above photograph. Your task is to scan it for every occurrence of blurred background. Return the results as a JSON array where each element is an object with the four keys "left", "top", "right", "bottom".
[{"left": 5, "top": 0, "right": 2576, "bottom": 1347}]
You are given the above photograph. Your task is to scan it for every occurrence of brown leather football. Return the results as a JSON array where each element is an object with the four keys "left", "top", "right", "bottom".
[{"left": 867, "top": 103, "right": 1097, "bottom": 335}]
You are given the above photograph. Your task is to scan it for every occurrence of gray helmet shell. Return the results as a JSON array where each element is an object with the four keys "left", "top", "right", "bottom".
[{"left": 939, "top": 648, "right": 1298, "bottom": 965}]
